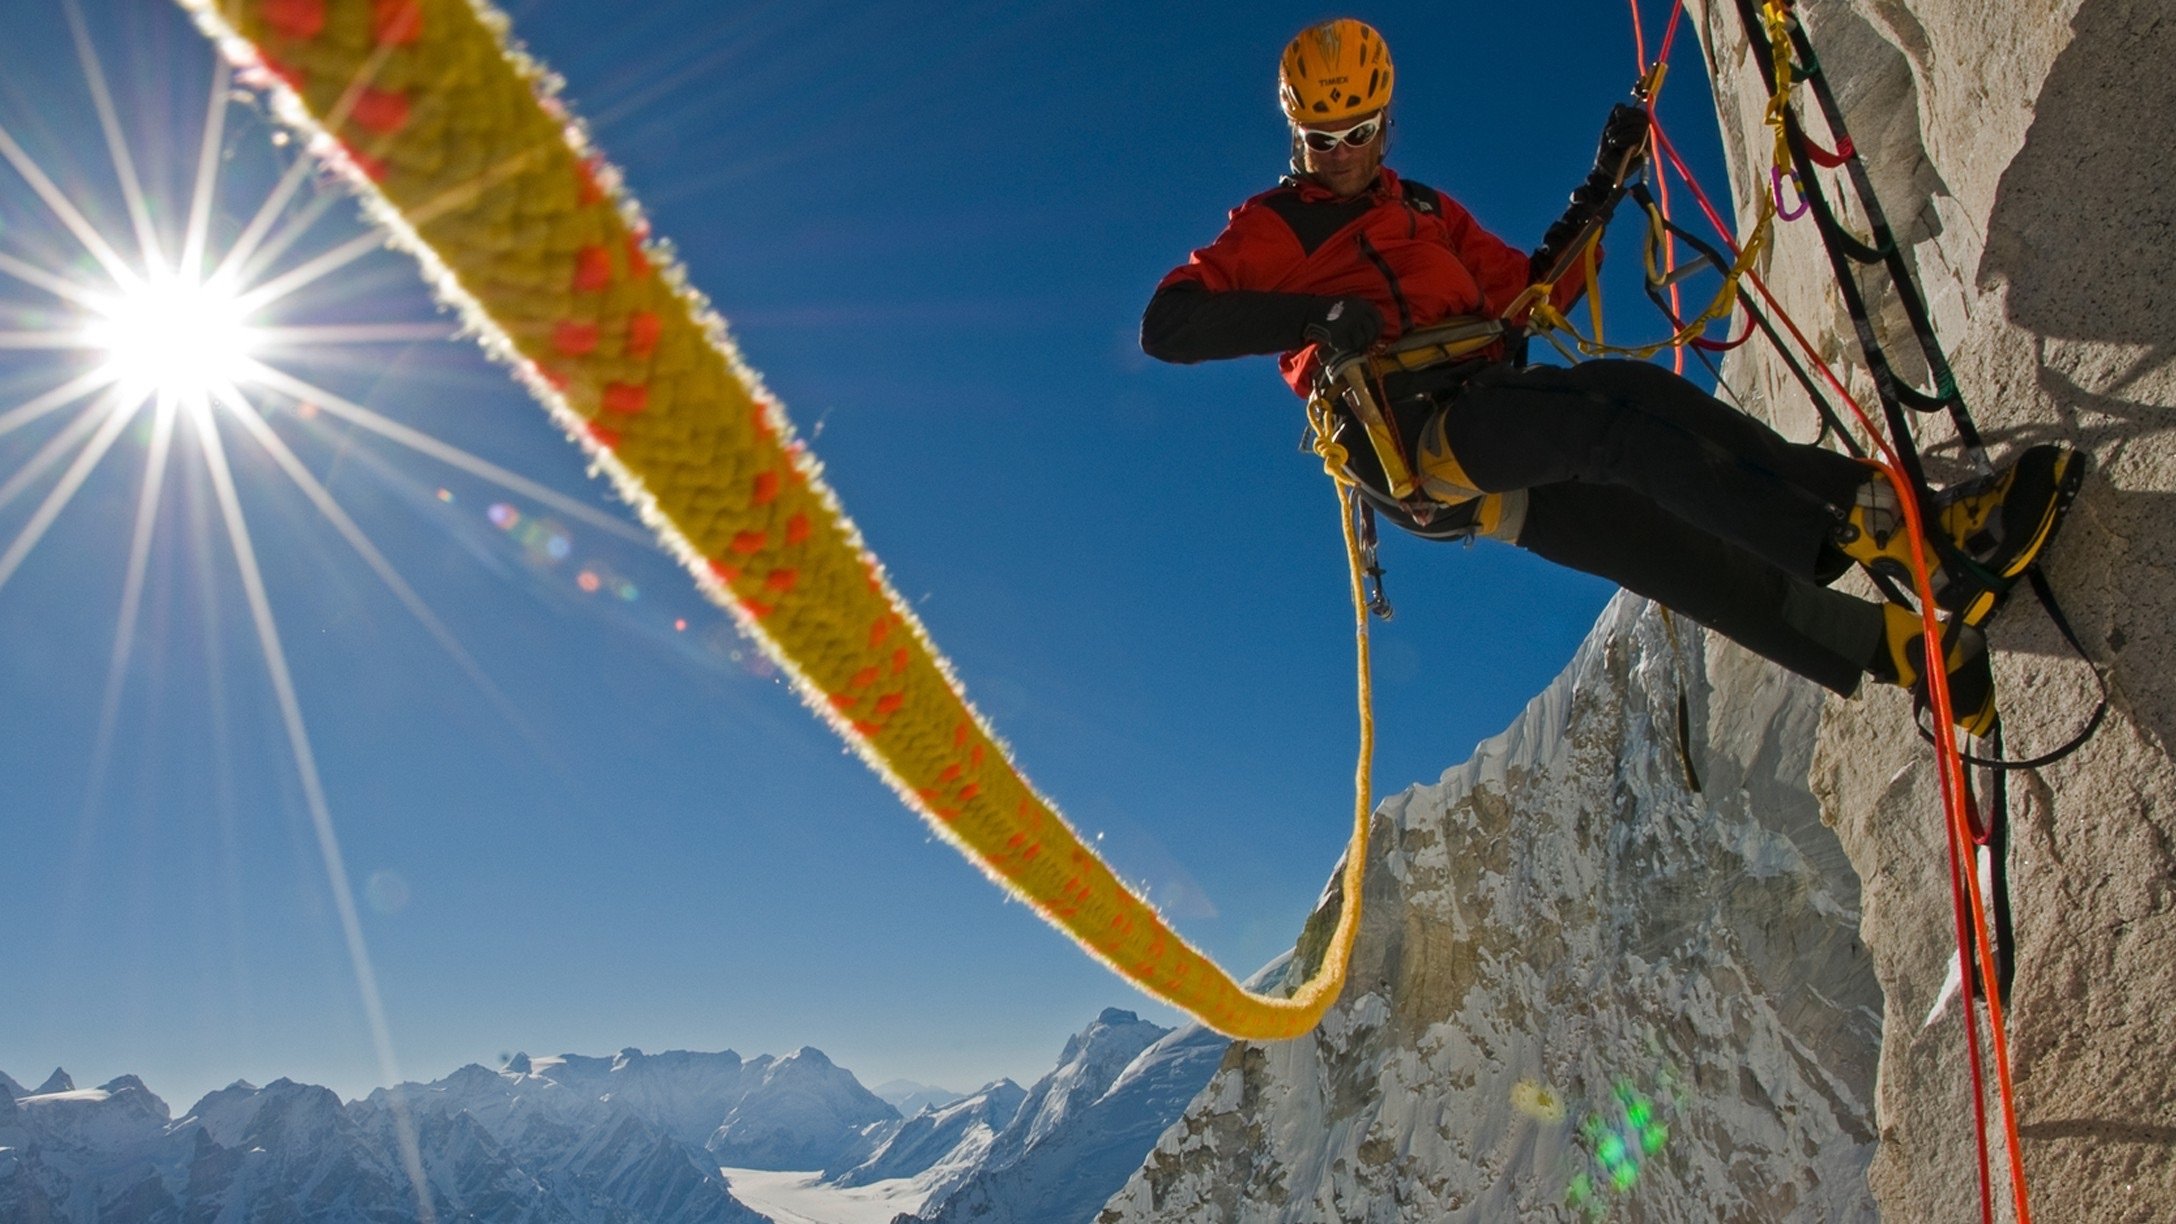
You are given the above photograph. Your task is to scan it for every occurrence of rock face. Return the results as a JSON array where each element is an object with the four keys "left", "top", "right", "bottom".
[
  {"left": 1695, "top": 0, "right": 2176, "bottom": 1218},
  {"left": 1105, "top": 1, "right": 2176, "bottom": 1220},
  {"left": 1101, "top": 598, "right": 1880, "bottom": 1221}
]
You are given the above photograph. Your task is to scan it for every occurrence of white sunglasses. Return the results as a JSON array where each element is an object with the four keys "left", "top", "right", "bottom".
[{"left": 1297, "top": 114, "right": 1385, "bottom": 152}]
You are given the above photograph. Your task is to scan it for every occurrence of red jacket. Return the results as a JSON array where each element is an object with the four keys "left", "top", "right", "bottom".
[{"left": 1155, "top": 167, "right": 1591, "bottom": 395}]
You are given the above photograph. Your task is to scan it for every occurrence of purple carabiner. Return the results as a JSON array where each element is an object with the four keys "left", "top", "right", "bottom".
[{"left": 1771, "top": 166, "right": 1810, "bottom": 220}]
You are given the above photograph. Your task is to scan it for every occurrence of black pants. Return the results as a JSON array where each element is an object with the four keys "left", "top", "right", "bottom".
[{"left": 1430, "top": 360, "right": 1884, "bottom": 694}]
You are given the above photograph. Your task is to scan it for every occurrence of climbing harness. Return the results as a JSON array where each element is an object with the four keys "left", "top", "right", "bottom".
[
  {"left": 182, "top": 0, "right": 1373, "bottom": 1043},
  {"left": 1308, "top": 315, "right": 1508, "bottom": 529},
  {"left": 1310, "top": 315, "right": 1507, "bottom": 508}
]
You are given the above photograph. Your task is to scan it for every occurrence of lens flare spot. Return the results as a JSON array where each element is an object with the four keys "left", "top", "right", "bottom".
[
  {"left": 1511, "top": 1079, "right": 1566, "bottom": 1123},
  {"left": 365, "top": 870, "right": 411, "bottom": 915},
  {"left": 576, "top": 570, "right": 601, "bottom": 593},
  {"left": 487, "top": 502, "right": 518, "bottom": 529},
  {"left": 1564, "top": 1073, "right": 1680, "bottom": 1217}
]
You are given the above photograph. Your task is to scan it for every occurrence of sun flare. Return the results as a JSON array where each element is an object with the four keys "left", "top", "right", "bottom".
[{"left": 83, "top": 267, "right": 260, "bottom": 405}]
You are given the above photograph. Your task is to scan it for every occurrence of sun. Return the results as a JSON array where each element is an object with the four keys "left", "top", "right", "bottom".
[{"left": 82, "top": 265, "right": 262, "bottom": 407}]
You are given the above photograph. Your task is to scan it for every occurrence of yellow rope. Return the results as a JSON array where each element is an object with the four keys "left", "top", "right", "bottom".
[
  {"left": 1584, "top": 236, "right": 1606, "bottom": 345},
  {"left": 1529, "top": 199, "right": 1773, "bottom": 361},
  {"left": 175, "top": 0, "right": 1368, "bottom": 1040}
]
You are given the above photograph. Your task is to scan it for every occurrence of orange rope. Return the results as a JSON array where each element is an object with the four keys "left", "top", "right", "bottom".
[
  {"left": 1629, "top": 0, "right": 1692, "bottom": 374},
  {"left": 1644, "top": 61, "right": 2034, "bottom": 1224}
]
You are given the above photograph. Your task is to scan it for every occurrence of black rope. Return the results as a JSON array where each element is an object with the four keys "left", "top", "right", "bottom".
[
  {"left": 1917, "top": 569, "right": 2111, "bottom": 771},
  {"left": 1726, "top": 0, "right": 1979, "bottom": 504},
  {"left": 1777, "top": 17, "right": 1975, "bottom": 433},
  {"left": 1982, "top": 742, "right": 2017, "bottom": 1005},
  {"left": 1629, "top": 183, "right": 1862, "bottom": 456}
]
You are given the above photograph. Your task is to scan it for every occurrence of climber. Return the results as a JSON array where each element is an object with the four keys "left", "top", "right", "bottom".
[{"left": 1139, "top": 17, "right": 2085, "bottom": 733}]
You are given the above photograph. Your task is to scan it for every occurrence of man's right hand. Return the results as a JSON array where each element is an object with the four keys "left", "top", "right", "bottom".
[{"left": 1302, "top": 297, "right": 1386, "bottom": 357}]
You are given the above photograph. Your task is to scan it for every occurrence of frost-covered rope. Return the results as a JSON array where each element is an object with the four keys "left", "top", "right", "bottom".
[{"left": 174, "top": 0, "right": 1369, "bottom": 1040}]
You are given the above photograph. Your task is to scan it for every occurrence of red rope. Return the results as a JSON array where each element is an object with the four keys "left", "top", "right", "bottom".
[
  {"left": 1688, "top": 310, "right": 1756, "bottom": 352},
  {"left": 1628, "top": 22, "right": 2032, "bottom": 1211},
  {"left": 1639, "top": 0, "right": 1695, "bottom": 373},
  {"left": 1656, "top": 0, "right": 1688, "bottom": 64},
  {"left": 1803, "top": 133, "right": 1856, "bottom": 167},
  {"left": 1655, "top": 28, "right": 2036, "bottom": 1211}
]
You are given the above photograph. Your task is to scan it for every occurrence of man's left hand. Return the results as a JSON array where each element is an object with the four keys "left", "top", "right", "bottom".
[{"left": 1594, "top": 103, "right": 1653, "bottom": 180}]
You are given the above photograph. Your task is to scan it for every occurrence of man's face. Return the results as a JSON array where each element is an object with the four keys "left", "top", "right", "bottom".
[{"left": 1296, "top": 111, "right": 1386, "bottom": 198}]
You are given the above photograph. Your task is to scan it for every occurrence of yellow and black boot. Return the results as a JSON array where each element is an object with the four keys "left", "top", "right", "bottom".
[
  {"left": 1833, "top": 464, "right": 1912, "bottom": 573},
  {"left": 1834, "top": 446, "right": 2087, "bottom": 626},
  {"left": 1930, "top": 444, "right": 2088, "bottom": 625},
  {"left": 1867, "top": 603, "right": 1997, "bottom": 736}
]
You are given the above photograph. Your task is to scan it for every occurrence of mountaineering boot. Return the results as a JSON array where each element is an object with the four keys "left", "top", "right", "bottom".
[
  {"left": 1832, "top": 464, "right": 1910, "bottom": 570},
  {"left": 1930, "top": 444, "right": 2088, "bottom": 625},
  {"left": 1832, "top": 446, "right": 2087, "bottom": 626},
  {"left": 1866, "top": 602, "right": 1996, "bottom": 736}
]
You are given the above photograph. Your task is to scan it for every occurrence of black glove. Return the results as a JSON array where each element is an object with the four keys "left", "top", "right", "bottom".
[
  {"left": 1301, "top": 296, "right": 1385, "bottom": 357},
  {"left": 1592, "top": 102, "right": 1652, "bottom": 180},
  {"left": 1532, "top": 201, "right": 1602, "bottom": 280},
  {"left": 1531, "top": 105, "right": 1652, "bottom": 280}
]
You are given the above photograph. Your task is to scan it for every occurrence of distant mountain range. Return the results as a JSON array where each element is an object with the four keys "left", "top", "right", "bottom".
[
  {"left": 868, "top": 1080, "right": 967, "bottom": 1119},
  {"left": 0, "top": 1010, "right": 1221, "bottom": 1223}
]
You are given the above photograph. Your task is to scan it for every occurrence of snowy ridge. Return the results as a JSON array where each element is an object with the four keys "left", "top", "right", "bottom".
[
  {"left": 0, "top": 1017, "right": 1216, "bottom": 1224},
  {"left": 907, "top": 1009, "right": 1223, "bottom": 1224},
  {"left": 833, "top": 1078, "right": 1025, "bottom": 1196},
  {"left": 1100, "top": 594, "right": 1882, "bottom": 1221},
  {"left": 708, "top": 1045, "right": 902, "bottom": 1173},
  {"left": 871, "top": 1080, "right": 967, "bottom": 1118}
]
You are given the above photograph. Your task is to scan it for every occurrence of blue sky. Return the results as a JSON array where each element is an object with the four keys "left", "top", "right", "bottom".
[{"left": 0, "top": 0, "right": 1733, "bottom": 1109}]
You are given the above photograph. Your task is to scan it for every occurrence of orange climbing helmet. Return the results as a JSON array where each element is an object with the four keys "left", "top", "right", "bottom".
[{"left": 1278, "top": 18, "right": 1394, "bottom": 122}]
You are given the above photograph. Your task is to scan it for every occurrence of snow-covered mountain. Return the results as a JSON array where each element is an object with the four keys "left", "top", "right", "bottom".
[
  {"left": 871, "top": 1079, "right": 967, "bottom": 1118},
  {"left": 0, "top": 1021, "right": 1217, "bottom": 1224},
  {"left": 0, "top": 1058, "right": 780, "bottom": 1222},
  {"left": 1098, "top": 596, "right": 1883, "bottom": 1220},
  {"left": 707, "top": 1045, "right": 901, "bottom": 1173},
  {"left": 902, "top": 1008, "right": 1226, "bottom": 1224},
  {"left": 833, "top": 1077, "right": 1026, "bottom": 1201},
  {"left": 502, "top": 1047, "right": 762, "bottom": 1149},
  {"left": 365, "top": 1058, "right": 768, "bottom": 1221}
]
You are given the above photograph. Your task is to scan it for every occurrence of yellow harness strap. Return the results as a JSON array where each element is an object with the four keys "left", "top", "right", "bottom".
[
  {"left": 1315, "top": 316, "right": 1506, "bottom": 506},
  {"left": 181, "top": 0, "right": 1368, "bottom": 1040}
]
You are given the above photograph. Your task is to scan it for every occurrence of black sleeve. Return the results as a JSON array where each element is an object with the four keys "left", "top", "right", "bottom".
[{"left": 1139, "top": 283, "right": 1329, "bottom": 364}]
